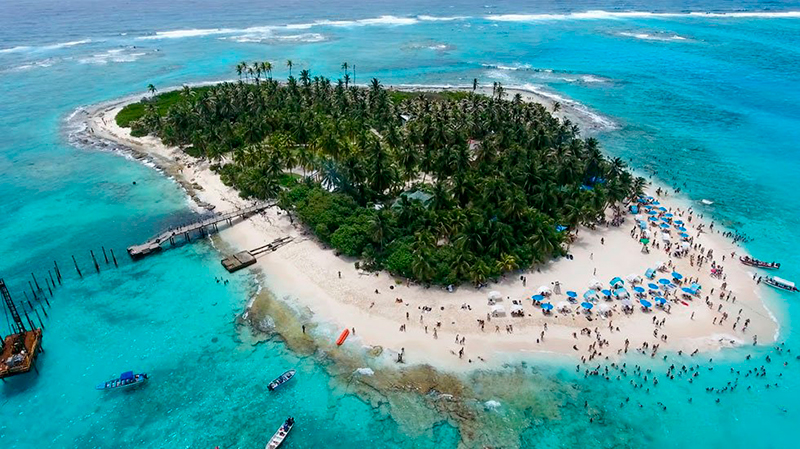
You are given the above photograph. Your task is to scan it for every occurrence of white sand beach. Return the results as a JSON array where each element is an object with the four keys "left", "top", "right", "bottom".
[{"left": 83, "top": 89, "right": 778, "bottom": 372}]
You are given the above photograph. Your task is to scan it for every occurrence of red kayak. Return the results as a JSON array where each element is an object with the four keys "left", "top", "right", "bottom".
[{"left": 336, "top": 329, "right": 350, "bottom": 346}]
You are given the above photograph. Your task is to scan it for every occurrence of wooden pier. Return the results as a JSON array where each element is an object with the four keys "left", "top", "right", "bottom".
[
  {"left": 221, "top": 237, "right": 293, "bottom": 273},
  {"left": 127, "top": 203, "right": 273, "bottom": 259}
]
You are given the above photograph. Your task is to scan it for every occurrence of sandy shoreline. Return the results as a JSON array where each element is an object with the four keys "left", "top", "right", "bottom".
[{"left": 77, "top": 84, "right": 778, "bottom": 372}]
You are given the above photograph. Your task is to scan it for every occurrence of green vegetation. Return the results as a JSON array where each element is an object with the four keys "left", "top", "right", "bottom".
[
  {"left": 116, "top": 86, "right": 213, "bottom": 130},
  {"left": 120, "top": 62, "right": 645, "bottom": 285}
]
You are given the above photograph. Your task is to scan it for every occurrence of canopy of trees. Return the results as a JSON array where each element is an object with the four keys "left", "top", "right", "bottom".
[{"left": 122, "top": 64, "right": 645, "bottom": 286}]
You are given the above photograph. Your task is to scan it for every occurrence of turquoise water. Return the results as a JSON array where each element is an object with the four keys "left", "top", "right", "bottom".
[{"left": 2, "top": 2, "right": 800, "bottom": 447}]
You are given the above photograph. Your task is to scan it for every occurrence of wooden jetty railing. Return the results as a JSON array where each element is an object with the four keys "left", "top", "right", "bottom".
[{"left": 127, "top": 203, "right": 273, "bottom": 259}]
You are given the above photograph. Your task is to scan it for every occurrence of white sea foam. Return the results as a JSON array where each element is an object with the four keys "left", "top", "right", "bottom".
[
  {"left": 42, "top": 39, "right": 93, "bottom": 50},
  {"left": 486, "top": 10, "right": 800, "bottom": 21},
  {"left": 417, "top": 15, "right": 469, "bottom": 21},
  {"left": 0, "top": 45, "right": 31, "bottom": 54},
  {"left": 79, "top": 49, "right": 146, "bottom": 64},
  {"left": 484, "top": 400, "right": 501, "bottom": 409},
  {"left": 355, "top": 367, "right": 375, "bottom": 376},
  {"left": 227, "top": 33, "right": 327, "bottom": 44},
  {"left": 138, "top": 28, "right": 236, "bottom": 40},
  {"left": 618, "top": 32, "right": 688, "bottom": 41}
]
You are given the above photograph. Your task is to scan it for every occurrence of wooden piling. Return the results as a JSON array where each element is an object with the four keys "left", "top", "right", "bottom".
[
  {"left": 54, "top": 260, "right": 62, "bottom": 283},
  {"left": 90, "top": 250, "right": 100, "bottom": 273},
  {"left": 72, "top": 255, "right": 82, "bottom": 278},
  {"left": 47, "top": 283, "right": 52, "bottom": 297},
  {"left": 48, "top": 270, "right": 56, "bottom": 289},
  {"left": 102, "top": 246, "right": 109, "bottom": 264},
  {"left": 28, "top": 281, "right": 38, "bottom": 300},
  {"left": 110, "top": 248, "right": 118, "bottom": 267},
  {"left": 33, "top": 308, "right": 45, "bottom": 330},
  {"left": 32, "top": 273, "right": 42, "bottom": 292}
]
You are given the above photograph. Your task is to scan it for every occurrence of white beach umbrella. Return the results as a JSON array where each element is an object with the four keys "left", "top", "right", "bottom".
[
  {"left": 598, "top": 303, "right": 611, "bottom": 313},
  {"left": 588, "top": 279, "right": 602, "bottom": 290},
  {"left": 488, "top": 291, "right": 502, "bottom": 300},
  {"left": 510, "top": 304, "right": 524, "bottom": 313},
  {"left": 537, "top": 285, "right": 551, "bottom": 295},
  {"left": 662, "top": 234, "right": 671, "bottom": 243},
  {"left": 491, "top": 304, "right": 506, "bottom": 316},
  {"left": 626, "top": 273, "right": 642, "bottom": 284},
  {"left": 556, "top": 301, "right": 571, "bottom": 310}
]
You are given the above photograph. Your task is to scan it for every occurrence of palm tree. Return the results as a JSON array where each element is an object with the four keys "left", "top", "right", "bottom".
[
  {"left": 552, "top": 101, "right": 561, "bottom": 113},
  {"left": 147, "top": 84, "right": 157, "bottom": 96},
  {"left": 341, "top": 62, "right": 349, "bottom": 79},
  {"left": 473, "top": 78, "right": 478, "bottom": 92},
  {"left": 286, "top": 60, "right": 293, "bottom": 77}
]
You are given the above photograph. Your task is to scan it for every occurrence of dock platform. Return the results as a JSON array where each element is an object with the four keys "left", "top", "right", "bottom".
[
  {"left": 128, "top": 203, "right": 273, "bottom": 259},
  {"left": 221, "top": 237, "right": 293, "bottom": 272}
]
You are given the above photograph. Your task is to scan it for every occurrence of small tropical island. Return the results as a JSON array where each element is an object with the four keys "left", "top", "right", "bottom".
[
  {"left": 117, "top": 62, "right": 644, "bottom": 286},
  {"left": 91, "top": 63, "right": 777, "bottom": 369}
]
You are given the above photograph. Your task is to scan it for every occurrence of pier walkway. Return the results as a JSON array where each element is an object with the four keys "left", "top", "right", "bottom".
[{"left": 127, "top": 203, "right": 273, "bottom": 259}]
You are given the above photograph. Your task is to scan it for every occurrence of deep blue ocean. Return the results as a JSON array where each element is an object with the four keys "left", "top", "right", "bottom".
[{"left": 2, "top": 1, "right": 800, "bottom": 447}]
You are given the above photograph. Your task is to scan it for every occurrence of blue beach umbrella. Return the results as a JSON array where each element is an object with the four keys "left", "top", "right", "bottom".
[
  {"left": 677, "top": 226, "right": 687, "bottom": 232},
  {"left": 681, "top": 287, "right": 697, "bottom": 295},
  {"left": 661, "top": 217, "right": 670, "bottom": 222},
  {"left": 532, "top": 294, "right": 545, "bottom": 302},
  {"left": 660, "top": 223, "right": 670, "bottom": 229},
  {"left": 610, "top": 277, "right": 624, "bottom": 287},
  {"left": 581, "top": 302, "right": 594, "bottom": 310},
  {"left": 664, "top": 213, "right": 673, "bottom": 218},
  {"left": 640, "top": 299, "right": 653, "bottom": 308},
  {"left": 633, "top": 286, "right": 646, "bottom": 293},
  {"left": 672, "top": 271, "right": 683, "bottom": 280},
  {"left": 541, "top": 302, "right": 554, "bottom": 311},
  {"left": 658, "top": 278, "right": 671, "bottom": 285},
  {"left": 675, "top": 220, "right": 684, "bottom": 225},
  {"left": 566, "top": 291, "right": 577, "bottom": 298},
  {"left": 583, "top": 290, "right": 597, "bottom": 300},
  {"left": 614, "top": 288, "right": 629, "bottom": 298},
  {"left": 647, "top": 210, "right": 657, "bottom": 215},
  {"left": 658, "top": 206, "right": 667, "bottom": 211},
  {"left": 679, "top": 232, "right": 689, "bottom": 238},
  {"left": 648, "top": 283, "right": 660, "bottom": 290},
  {"left": 601, "top": 289, "right": 612, "bottom": 297},
  {"left": 648, "top": 216, "right": 658, "bottom": 221},
  {"left": 654, "top": 297, "right": 667, "bottom": 305}
]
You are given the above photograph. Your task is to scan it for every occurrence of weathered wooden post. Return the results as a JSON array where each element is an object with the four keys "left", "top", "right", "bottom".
[
  {"left": 48, "top": 270, "right": 56, "bottom": 289},
  {"left": 54, "top": 261, "right": 62, "bottom": 284},
  {"left": 102, "top": 246, "right": 109, "bottom": 264},
  {"left": 72, "top": 255, "right": 82, "bottom": 278},
  {"left": 28, "top": 281, "right": 38, "bottom": 300},
  {"left": 110, "top": 248, "right": 118, "bottom": 267},
  {"left": 32, "top": 273, "right": 42, "bottom": 292},
  {"left": 90, "top": 250, "right": 99, "bottom": 273}
]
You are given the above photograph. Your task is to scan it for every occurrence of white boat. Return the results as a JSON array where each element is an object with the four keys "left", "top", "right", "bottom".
[
  {"left": 701, "top": 199, "right": 714, "bottom": 205},
  {"left": 764, "top": 276, "right": 797, "bottom": 292},
  {"left": 266, "top": 417, "right": 294, "bottom": 449}
]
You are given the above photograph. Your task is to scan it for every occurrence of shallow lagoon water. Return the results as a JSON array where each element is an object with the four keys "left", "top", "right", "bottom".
[{"left": 2, "top": 1, "right": 800, "bottom": 447}]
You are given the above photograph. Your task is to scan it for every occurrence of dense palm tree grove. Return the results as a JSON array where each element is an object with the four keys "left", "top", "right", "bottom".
[{"left": 124, "top": 63, "right": 645, "bottom": 286}]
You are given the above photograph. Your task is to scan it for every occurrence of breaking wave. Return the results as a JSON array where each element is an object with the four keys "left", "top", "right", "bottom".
[
  {"left": 78, "top": 48, "right": 147, "bottom": 65},
  {"left": 485, "top": 10, "right": 800, "bottom": 21},
  {"left": 618, "top": 32, "right": 689, "bottom": 41}
]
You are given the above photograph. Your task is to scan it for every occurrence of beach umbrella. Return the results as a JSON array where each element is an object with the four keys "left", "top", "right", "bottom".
[
  {"left": 491, "top": 304, "right": 505, "bottom": 315},
  {"left": 488, "top": 291, "right": 502, "bottom": 300},
  {"left": 648, "top": 216, "right": 658, "bottom": 221},
  {"left": 652, "top": 200, "right": 660, "bottom": 205},
  {"left": 556, "top": 301, "right": 571, "bottom": 310},
  {"left": 681, "top": 287, "right": 697, "bottom": 295},
  {"left": 511, "top": 304, "right": 524, "bottom": 313},
  {"left": 660, "top": 223, "right": 670, "bottom": 229},
  {"left": 681, "top": 242, "right": 691, "bottom": 249},
  {"left": 598, "top": 303, "right": 611, "bottom": 313},
  {"left": 677, "top": 226, "right": 687, "bottom": 232},
  {"left": 601, "top": 289, "right": 612, "bottom": 297},
  {"left": 566, "top": 291, "right": 577, "bottom": 298},
  {"left": 647, "top": 210, "right": 657, "bottom": 215},
  {"left": 639, "top": 238, "right": 650, "bottom": 244},
  {"left": 583, "top": 290, "right": 597, "bottom": 301},
  {"left": 658, "top": 278, "right": 671, "bottom": 286},
  {"left": 581, "top": 302, "right": 594, "bottom": 310},
  {"left": 672, "top": 271, "right": 683, "bottom": 280},
  {"left": 531, "top": 294, "right": 545, "bottom": 302},
  {"left": 661, "top": 217, "right": 670, "bottom": 222},
  {"left": 679, "top": 232, "right": 689, "bottom": 238},
  {"left": 633, "top": 286, "right": 646, "bottom": 293},
  {"left": 614, "top": 288, "right": 629, "bottom": 298},
  {"left": 610, "top": 277, "right": 624, "bottom": 287},
  {"left": 541, "top": 302, "right": 554, "bottom": 311},
  {"left": 654, "top": 297, "right": 667, "bottom": 305},
  {"left": 658, "top": 206, "right": 667, "bottom": 211},
  {"left": 648, "top": 283, "right": 660, "bottom": 290},
  {"left": 621, "top": 299, "right": 633, "bottom": 307},
  {"left": 645, "top": 268, "right": 656, "bottom": 279},
  {"left": 537, "top": 285, "right": 551, "bottom": 295},
  {"left": 674, "top": 220, "right": 684, "bottom": 225},
  {"left": 588, "top": 279, "right": 602, "bottom": 290},
  {"left": 691, "top": 283, "right": 702, "bottom": 291},
  {"left": 664, "top": 213, "right": 673, "bottom": 218},
  {"left": 639, "top": 299, "right": 653, "bottom": 308}
]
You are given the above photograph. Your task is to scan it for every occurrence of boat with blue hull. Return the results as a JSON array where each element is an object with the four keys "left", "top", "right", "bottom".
[{"left": 96, "top": 371, "right": 149, "bottom": 391}]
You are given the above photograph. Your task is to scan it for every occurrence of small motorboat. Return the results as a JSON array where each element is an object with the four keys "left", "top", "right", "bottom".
[
  {"left": 96, "top": 371, "right": 149, "bottom": 390},
  {"left": 265, "top": 417, "right": 294, "bottom": 449},
  {"left": 764, "top": 276, "right": 798, "bottom": 292},
  {"left": 739, "top": 256, "right": 780, "bottom": 270},
  {"left": 267, "top": 369, "right": 296, "bottom": 391},
  {"left": 701, "top": 199, "right": 714, "bottom": 205}
]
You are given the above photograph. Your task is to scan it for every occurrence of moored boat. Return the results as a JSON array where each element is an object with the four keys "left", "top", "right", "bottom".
[
  {"left": 764, "top": 276, "right": 798, "bottom": 292},
  {"left": 96, "top": 371, "right": 149, "bottom": 390},
  {"left": 740, "top": 256, "right": 780, "bottom": 270},
  {"left": 268, "top": 369, "right": 296, "bottom": 391},
  {"left": 266, "top": 417, "right": 294, "bottom": 449}
]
